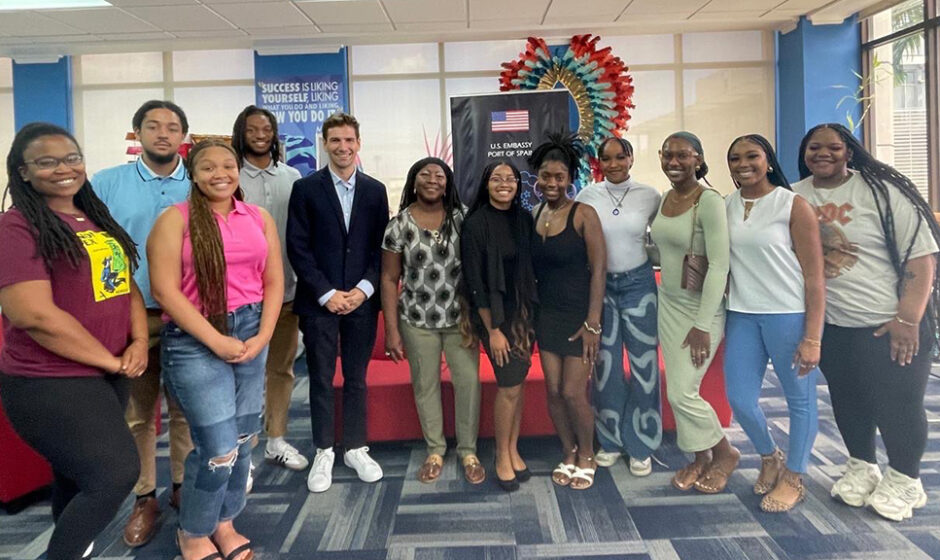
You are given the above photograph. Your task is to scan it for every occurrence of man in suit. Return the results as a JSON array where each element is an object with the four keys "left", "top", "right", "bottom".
[{"left": 287, "top": 112, "right": 389, "bottom": 493}]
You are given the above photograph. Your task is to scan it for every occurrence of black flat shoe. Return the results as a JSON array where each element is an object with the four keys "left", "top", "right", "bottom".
[
  {"left": 496, "top": 475, "right": 520, "bottom": 492},
  {"left": 514, "top": 468, "right": 532, "bottom": 482}
]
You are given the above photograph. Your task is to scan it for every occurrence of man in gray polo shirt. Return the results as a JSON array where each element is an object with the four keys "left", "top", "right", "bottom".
[{"left": 231, "top": 105, "right": 307, "bottom": 474}]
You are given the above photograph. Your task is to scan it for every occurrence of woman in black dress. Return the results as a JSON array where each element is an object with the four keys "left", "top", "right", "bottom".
[
  {"left": 461, "top": 160, "right": 537, "bottom": 492},
  {"left": 528, "top": 133, "right": 607, "bottom": 489}
]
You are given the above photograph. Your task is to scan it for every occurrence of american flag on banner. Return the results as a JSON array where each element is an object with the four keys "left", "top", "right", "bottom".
[{"left": 491, "top": 110, "right": 529, "bottom": 132}]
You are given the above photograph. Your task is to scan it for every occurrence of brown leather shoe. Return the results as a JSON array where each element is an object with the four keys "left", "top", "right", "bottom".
[
  {"left": 123, "top": 496, "right": 160, "bottom": 547},
  {"left": 462, "top": 455, "right": 486, "bottom": 485},
  {"left": 169, "top": 487, "right": 182, "bottom": 510}
]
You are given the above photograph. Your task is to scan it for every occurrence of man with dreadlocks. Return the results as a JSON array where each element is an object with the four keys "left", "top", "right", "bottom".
[
  {"left": 0, "top": 122, "right": 145, "bottom": 560},
  {"left": 793, "top": 123, "right": 939, "bottom": 522},
  {"left": 92, "top": 99, "right": 194, "bottom": 547},
  {"left": 231, "top": 106, "right": 307, "bottom": 475}
]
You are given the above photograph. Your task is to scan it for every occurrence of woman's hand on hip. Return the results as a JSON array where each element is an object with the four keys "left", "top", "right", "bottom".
[
  {"left": 681, "top": 327, "right": 711, "bottom": 368},
  {"left": 874, "top": 318, "right": 919, "bottom": 366}
]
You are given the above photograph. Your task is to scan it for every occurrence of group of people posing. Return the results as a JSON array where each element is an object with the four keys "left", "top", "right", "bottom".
[{"left": 0, "top": 98, "right": 936, "bottom": 560}]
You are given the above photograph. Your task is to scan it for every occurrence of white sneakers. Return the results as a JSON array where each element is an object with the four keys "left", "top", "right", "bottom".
[
  {"left": 594, "top": 450, "right": 652, "bottom": 477},
  {"left": 307, "top": 447, "right": 335, "bottom": 493},
  {"left": 344, "top": 446, "right": 384, "bottom": 483},
  {"left": 629, "top": 457, "right": 653, "bottom": 477},
  {"left": 831, "top": 457, "right": 883, "bottom": 507},
  {"left": 866, "top": 467, "right": 928, "bottom": 521},
  {"left": 265, "top": 438, "right": 310, "bottom": 471},
  {"left": 307, "top": 446, "right": 384, "bottom": 493},
  {"left": 594, "top": 450, "right": 622, "bottom": 468}
]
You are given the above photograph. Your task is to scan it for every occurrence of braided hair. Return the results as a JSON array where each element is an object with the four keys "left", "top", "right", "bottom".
[
  {"left": 3, "top": 122, "right": 139, "bottom": 271},
  {"left": 398, "top": 157, "right": 462, "bottom": 245},
  {"left": 727, "top": 134, "right": 791, "bottom": 190},
  {"left": 185, "top": 139, "right": 245, "bottom": 334},
  {"left": 798, "top": 122, "right": 940, "bottom": 346},
  {"left": 231, "top": 105, "right": 281, "bottom": 167},
  {"left": 527, "top": 130, "right": 585, "bottom": 185}
]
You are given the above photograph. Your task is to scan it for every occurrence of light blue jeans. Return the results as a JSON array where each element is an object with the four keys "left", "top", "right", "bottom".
[
  {"left": 724, "top": 311, "right": 818, "bottom": 473},
  {"left": 162, "top": 302, "right": 266, "bottom": 536},
  {"left": 593, "top": 261, "right": 662, "bottom": 460}
]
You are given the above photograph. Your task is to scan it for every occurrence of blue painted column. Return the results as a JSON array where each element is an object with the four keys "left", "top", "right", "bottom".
[
  {"left": 776, "top": 16, "right": 861, "bottom": 180},
  {"left": 12, "top": 56, "right": 73, "bottom": 132}
]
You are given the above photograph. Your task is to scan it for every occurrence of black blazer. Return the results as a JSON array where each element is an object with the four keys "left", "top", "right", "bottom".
[{"left": 287, "top": 166, "right": 389, "bottom": 317}]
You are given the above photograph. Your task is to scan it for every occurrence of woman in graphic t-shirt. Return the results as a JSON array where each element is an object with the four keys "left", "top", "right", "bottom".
[
  {"left": 793, "top": 123, "right": 940, "bottom": 522},
  {"left": 0, "top": 123, "right": 146, "bottom": 560}
]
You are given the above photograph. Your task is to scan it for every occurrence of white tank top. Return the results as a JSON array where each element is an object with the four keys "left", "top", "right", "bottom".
[{"left": 725, "top": 187, "right": 805, "bottom": 313}]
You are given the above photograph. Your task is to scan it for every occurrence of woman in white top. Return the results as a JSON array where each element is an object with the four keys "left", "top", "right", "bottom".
[
  {"left": 723, "top": 134, "right": 824, "bottom": 513},
  {"left": 793, "top": 123, "right": 940, "bottom": 522},
  {"left": 576, "top": 137, "right": 662, "bottom": 476}
]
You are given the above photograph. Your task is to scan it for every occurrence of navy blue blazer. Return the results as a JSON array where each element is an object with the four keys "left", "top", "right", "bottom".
[{"left": 287, "top": 166, "right": 389, "bottom": 317}]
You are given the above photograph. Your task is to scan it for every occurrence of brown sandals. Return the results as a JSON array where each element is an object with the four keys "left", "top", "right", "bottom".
[
  {"left": 760, "top": 470, "right": 805, "bottom": 512},
  {"left": 418, "top": 454, "right": 444, "bottom": 483},
  {"left": 671, "top": 462, "right": 707, "bottom": 491},
  {"left": 694, "top": 451, "right": 741, "bottom": 494},
  {"left": 754, "top": 449, "right": 785, "bottom": 495},
  {"left": 462, "top": 455, "right": 486, "bottom": 484}
]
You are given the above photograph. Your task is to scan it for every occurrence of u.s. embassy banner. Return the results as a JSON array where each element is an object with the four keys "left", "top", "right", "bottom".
[
  {"left": 450, "top": 89, "right": 571, "bottom": 208},
  {"left": 255, "top": 75, "right": 345, "bottom": 177}
]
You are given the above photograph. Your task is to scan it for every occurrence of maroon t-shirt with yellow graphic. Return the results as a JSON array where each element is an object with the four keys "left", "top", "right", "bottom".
[{"left": 0, "top": 208, "right": 131, "bottom": 378}]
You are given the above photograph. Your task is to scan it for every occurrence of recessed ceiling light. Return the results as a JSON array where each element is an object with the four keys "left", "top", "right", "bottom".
[{"left": 0, "top": 0, "right": 112, "bottom": 10}]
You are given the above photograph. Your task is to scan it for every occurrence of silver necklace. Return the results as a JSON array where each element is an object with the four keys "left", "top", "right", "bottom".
[{"left": 604, "top": 184, "right": 630, "bottom": 216}]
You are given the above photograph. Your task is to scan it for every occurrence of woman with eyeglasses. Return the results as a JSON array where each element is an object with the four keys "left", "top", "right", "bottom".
[
  {"left": 650, "top": 131, "right": 738, "bottom": 494},
  {"left": 461, "top": 160, "right": 537, "bottom": 492},
  {"left": 380, "top": 157, "right": 484, "bottom": 485},
  {"left": 0, "top": 123, "right": 146, "bottom": 560}
]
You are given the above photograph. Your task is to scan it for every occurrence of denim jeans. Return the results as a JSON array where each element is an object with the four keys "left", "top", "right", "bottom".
[
  {"left": 162, "top": 302, "right": 266, "bottom": 537},
  {"left": 593, "top": 261, "right": 662, "bottom": 460},
  {"left": 724, "top": 311, "right": 818, "bottom": 473}
]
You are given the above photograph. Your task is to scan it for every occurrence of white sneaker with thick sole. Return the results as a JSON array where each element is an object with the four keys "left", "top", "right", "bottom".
[
  {"left": 265, "top": 439, "right": 310, "bottom": 471},
  {"left": 866, "top": 467, "right": 927, "bottom": 521},
  {"left": 594, "top": 450, "right": 622, "bottom": 468},
  {"left": 307, "top": 448, "right": 335, "bottom": 493},
  {"left": 344, "top": 446, "right": 383, "bottom": 483},
  {"left": 630, "top": 456, "right": 652, "bottom": 477},
  {"left": 831, "top": 457, "right": 882, "bottom": 507}
]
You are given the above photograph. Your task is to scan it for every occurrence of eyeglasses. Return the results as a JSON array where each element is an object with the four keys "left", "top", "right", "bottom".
[
  {"left": 488, "top": 176, "right": 518, "bottom": 185},
  {"left": 23, "top": 153, "right": 84, "bottom": 170}
]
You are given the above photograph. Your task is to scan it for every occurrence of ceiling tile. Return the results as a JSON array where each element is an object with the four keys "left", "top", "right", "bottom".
[
  {"left": 106, "top": 0, "right": 197, "bottom": 5},
  {"left": 544, "top": 0, "right": 625, "bottom": 23},
  {"left": 621, "top": 0, "right": 708, "bottom": 15},
  {"left": 41, "top": 7, "right": 159, "bottom": 33},
  {"left": 316, "top": 22, "right": 394, "bottom": 32},
  {"left": 690, "top": 10, "right": 772, "bottom": 21},
  {"left": 701, "top": 0, "right": 780, "bottom": 10},
  {"left": 470, "top": 0, "right": 547, "bottom": 21},
  {"left": 126, "top": 5, "right": 237, "bottom": 31},
  {"left": 0, "top": 12, "right": 86, "bottom": 36},
  {"left": 295, "top": 0, "right": 388, "bottom": 25},
  {"left": 99, "top": 31, "right": 175, "bottom": 40},
  {"left": 211, "top": 2, "right": 309, "bottom": 28},
  {"left": 382, "top": 0, "right": 465, "bottom": 23},
  {"left": 171, "top": 29, "right": 248, "bottom": 37},
  {"left": 244, "top": 25, "right": 322, "bottom": 37},
  {"left": 396, "top": 21, "right": 466, "bottom": 31}
]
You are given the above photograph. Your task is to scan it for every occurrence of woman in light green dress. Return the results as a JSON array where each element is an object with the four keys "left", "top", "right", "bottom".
[{"left": 650, "top": 131, "right": 740, "bottom": 494}]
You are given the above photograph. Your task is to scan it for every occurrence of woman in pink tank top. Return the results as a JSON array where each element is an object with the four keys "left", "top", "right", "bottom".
[{"left": 147, "top": 139, "right": 283, "bottom": 560}]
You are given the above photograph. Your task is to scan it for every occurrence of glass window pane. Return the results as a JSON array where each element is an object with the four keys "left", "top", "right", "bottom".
[
  {"left": 682, "top": 31, "right": 764, "bottom": 63},
  {"left": 80, "top": 88, "right": 166, "bottom": 177},
  {"left": 444, "top": 76, "right": 501, "bottom": 134},
  {"left": 80, "top": 52, "right": 163, "bottom": 85},
  {"left": 0, "top": 92, "right": 13, "bottom": 208},
  {"left": 623, "top": 70, "right": 679, "bottom": 191},
  {"left": 871, "top": 33, "right": 929, "bottom": 200},
  {"left": 173, "top": 85, "right": 256, "bottom": 135},
  {"left": 683, "top": 67, "right": 774, "bottom": 194},
  {"left": 351, "top": 79, "right": 442, "bottom": 205},
  {"left": 444, "top": 40, "right": 526, "bottom": 72},
  {"left": 603, "top": 34, "right": 675, "bottom": 65},
  {"left": 351, "top": 43, "right": 438, "bottom": 75},
  {"left": 869, "top": 0, "right": 923, "bottom": 43},
  {"left": 172, "top": 49, "right": 254, "bottom": 82},
  {"left": 0, "top": 57, "right": 12, "bottom": 88}
]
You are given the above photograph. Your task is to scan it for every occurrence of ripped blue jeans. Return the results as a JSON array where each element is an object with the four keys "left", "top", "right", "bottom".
[{"left": 162, "top": 302, "right": 266, "bottom": 537}]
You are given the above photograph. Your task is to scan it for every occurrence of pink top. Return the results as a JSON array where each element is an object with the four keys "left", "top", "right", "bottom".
[{"left": 175, "top": 199, "right": 268, "bottom": 316}]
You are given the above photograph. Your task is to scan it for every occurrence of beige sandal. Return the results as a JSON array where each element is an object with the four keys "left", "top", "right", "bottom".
[
  {"left": 694, "top": 451, "right": 740, "bottom": 494},
  {"left": 760, "top": 471, "right": 805, "bottom": 512},
  {"left": 754, "top": 448, "right": 785, "bottom": 495},
  {"left": 672, "top": 462, "right": 706, "bottom": 491}
]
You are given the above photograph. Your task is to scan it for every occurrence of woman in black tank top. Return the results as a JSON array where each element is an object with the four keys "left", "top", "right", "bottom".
[{"left": 528, "top": 133, "right": 607, "bottom": 490}]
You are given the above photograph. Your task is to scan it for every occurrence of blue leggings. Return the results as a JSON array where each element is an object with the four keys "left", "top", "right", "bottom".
[{"left": 724, "top": 311, "right": 818, "bottom": 473}]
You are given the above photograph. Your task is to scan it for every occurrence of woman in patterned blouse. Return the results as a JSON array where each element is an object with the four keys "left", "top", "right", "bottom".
[{"left": 380, "top": 157, "right": 484, "bottom": 485}]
